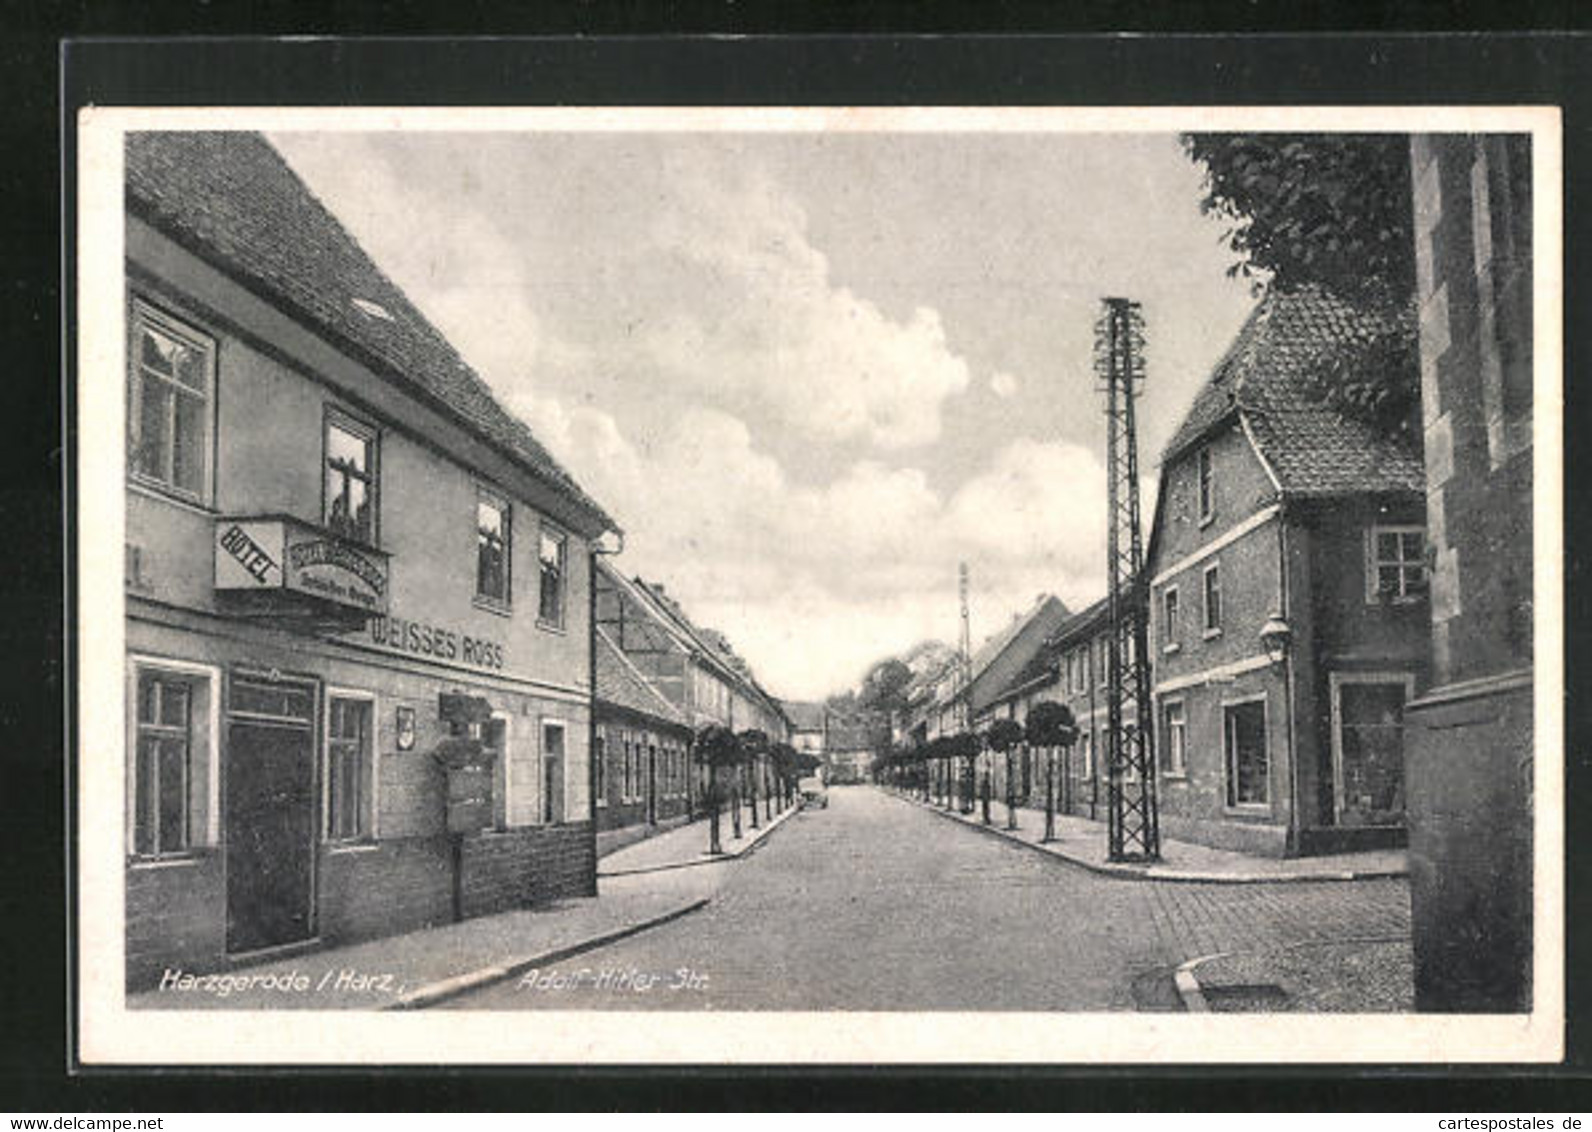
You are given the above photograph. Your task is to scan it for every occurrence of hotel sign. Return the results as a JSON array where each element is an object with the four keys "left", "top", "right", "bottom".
[{"left": 215, "top": 517, "right": 390, "bottom": 616}]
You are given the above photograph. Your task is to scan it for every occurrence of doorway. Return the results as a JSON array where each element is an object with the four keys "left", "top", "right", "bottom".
[{"left": 225, "top": 675, "right": 317, "bottom": 954}]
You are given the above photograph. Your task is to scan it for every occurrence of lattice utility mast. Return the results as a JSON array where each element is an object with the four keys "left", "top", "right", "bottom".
[
  {"left": 1096, "top": 297, "right": 1160, "bottom": 861},
  {"left": 957, "top": 561, "right": 972, "bottom": 732},
  {"left": 956, "top": 560, "right": 974, "bottom": 810}
]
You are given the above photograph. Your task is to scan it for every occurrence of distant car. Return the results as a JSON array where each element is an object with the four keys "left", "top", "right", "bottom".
[{"left": 798, "top": 776, "right": 828, "bottom": 809}]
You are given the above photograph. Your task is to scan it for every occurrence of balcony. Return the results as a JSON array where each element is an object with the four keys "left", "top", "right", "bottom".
[{"left": 214, "top": 514, "right": 391, "bottom": 632}]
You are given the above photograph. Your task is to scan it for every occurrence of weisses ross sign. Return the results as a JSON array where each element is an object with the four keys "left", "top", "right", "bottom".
[{"left": 215, "top": 518, "right": 389, "bottom": 615}]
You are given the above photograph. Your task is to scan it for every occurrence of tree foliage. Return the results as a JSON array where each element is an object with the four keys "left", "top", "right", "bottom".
[
  {"left": 985, "top": 718, "right": 1025, "bottom": 754},
  {"left": 858, "top": 657, "right": 914, "bottom": 715},
  {"left": 693, "top": 723, "right": 742, "bottom": 768},
  {"left": 1025, "top": 701, "right": 1078, "bottom": 749},
  {"left": 1181, "top": 133, "right": 1420, "bottom": 441}
]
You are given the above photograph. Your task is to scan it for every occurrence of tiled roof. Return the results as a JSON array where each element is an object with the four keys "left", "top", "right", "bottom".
[
  {"left": 125, "top": 131, "right": 615, "bottom": 532},
  {"left": 782, "top": 701, "right": 827, "bottom": 732},
  {"left": 1161, "top": 286, "right": 1424, "bottom": 497},
  {"left": 595, "top": 627, "right": 688, "bottom": 730}
]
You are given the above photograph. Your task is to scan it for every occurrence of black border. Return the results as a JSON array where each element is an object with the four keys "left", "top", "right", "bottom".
[{"left": 24, "top": 25, "right": 1592, "bottom": 1112}]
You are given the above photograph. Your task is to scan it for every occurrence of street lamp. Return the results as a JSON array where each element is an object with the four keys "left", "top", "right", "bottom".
[{"left": 1259, "top": 613, "right": 1293, "bottom": 666}]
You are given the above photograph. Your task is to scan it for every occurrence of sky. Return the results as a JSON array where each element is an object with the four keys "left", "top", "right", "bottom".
[{"left": 270, "top": 128, "right": 1258, "bottom": 701}]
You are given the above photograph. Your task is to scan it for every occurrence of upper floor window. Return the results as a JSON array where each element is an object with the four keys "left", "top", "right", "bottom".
[
  {"left": 538, "top": 525, "right": 568, "bottom": 628},
  {"left": 1203, "top": 562, "right": 1222, "bottom": 635},
  {"left": 128, "top": 299, "right": 215, "bottom": 503},
  {"left": 476, "top": 487, "right": 512, "bottom": 607},
  {"left": 324, "top": 410, "right": 378, "bottom": 544},
  {"left": 1162, "top": 586, "right": 1181, "bottom": 651},
  {"left": 1197, "top": 445, "right": 1215, "bottom": 524},
  {"left": 1367, "top": 525, "right": 1428, "bottom": 604}
]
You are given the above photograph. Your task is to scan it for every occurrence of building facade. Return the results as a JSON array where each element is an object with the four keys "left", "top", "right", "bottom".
[
  {"left": 593, "top": 625, "right": 694, "bottom": 854},
  {"left": 123, "top": 133, "right": 612, "bottom": 988},
  {"left": 1403, "top": 133, "right": 1534, "bottom": 1011},
  {"left": 1144, "top": 286, "right": 1430, "bottom": 857},
  {"left": 980, "top": 598, "right": 1122, "bottom": 822},
  {"left": 594, "top": 565, "right": 789, "bottom": 823}
]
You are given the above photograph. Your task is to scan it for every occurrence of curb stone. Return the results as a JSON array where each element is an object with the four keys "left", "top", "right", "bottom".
[
  {"left": 385, "top": 897, "right": 711, "bottom": 1010},
  {"left": 895, "top": 791, "right": 1406, "bottom": 885},
  {"left": 1173, "top": 954, "right": 1226, "bottom": 1013},
  {"left": 598, "top": 804, "right": 801, "bottom": 878}
]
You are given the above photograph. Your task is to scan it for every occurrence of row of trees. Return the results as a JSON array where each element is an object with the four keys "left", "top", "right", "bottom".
[
  {"left": 877, "top": 701, "right": 1079, "bottom": 842},
  {"left": 693, "top": 724, "right": 823, "bottom": 855}
]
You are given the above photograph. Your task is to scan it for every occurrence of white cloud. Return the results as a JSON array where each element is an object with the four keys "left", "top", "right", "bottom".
[
  {"left": 639, "top": 161, "right": 973, "bottom": 449},
  {"left": 514, "top": 392, "right": 1115, "bottom": 698},
  {"left": 990, "top": 371, "right": 1019, "bottom": 399}
]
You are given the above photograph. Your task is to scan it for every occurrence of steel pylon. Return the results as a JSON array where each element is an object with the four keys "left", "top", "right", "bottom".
[{"left": 1096, "top": 297, "right": 1160, "bottom": 862}]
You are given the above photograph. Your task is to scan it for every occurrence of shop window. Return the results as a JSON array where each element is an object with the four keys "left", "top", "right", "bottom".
[
  {"left": 1162, "top": 586, "right": 1180, "bottom": 651},
  {"left": 1203, "top": 563, "right": 1222, "bottom": 636},
  {"left": 1366, "top": 526, "right": 1428, "bottom": 604},
  {"left": 131, "top": 665, "right": 213, "bottom": 857},
  {"left": 1332, "top": 675, "right": 1411, "bottom": 828},
  {"left": 1197, "top": 446, "right": 1215, "bottom": 524},
  {"left": 324, "top": 410, "right": 378, "bottom": 545},
  {"left": 1160, "top": 699, "right": 1187, "bottom": 777},
  {"left": 325, "top": 695, "right": 374, "bottom": 841},
  {"left": 538, "top": 525, "right": 567, "bottom": 628},
  {"left": 1224, "top": 699, "right": 1268, "bottom": 807},
  {"left": 476, "top": 487, "right": 512, "bottom": 608},
  {"left": 128, "top": 299, "right": 215, "bottom": 503}
]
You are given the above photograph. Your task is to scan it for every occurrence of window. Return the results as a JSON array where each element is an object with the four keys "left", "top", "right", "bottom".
[
  {"left": 1162, "top": 587, "right": 1180, "bottom": 651},
  {"left": 1078, "top": 731, "right": 1093, "bottom": 779},
  {"left": 1197, "top": 446, "right": 1215, "bottom": 523},
  {"left": 538, "top": 525, "right": 567, "bottom": 627},
  {"left": 483, "top": 715, "right": 509, "bottom": 829},
  {"left": 326, "top": 696, "right": 374, "bottom": 841},
  {"left": 1224, "top": 699, "right": 1268, "bottom": 807},
  {"left": 476, "top": 488, "right": 512, "bottom": 607},
  {"left": 128, "top": 300, "right": 215, "bottom": 501},
  {"left": 324, "top": 411, "right": 378, "bottom": 544},
  {"left": 1160, "top": 700, "right": 1187, "bottom": 776},
  {"left": 622, "top": 735, "right": 634, "bottom": 803},
  {"left": 1203, "top": 563, "right": 1222, "bottom": 635},
  {"left": 594, "top": 732, "right": 607, "bottom": 805},
  {"left": 1367, "top": 526, "right": 1428, "bottom": 603},
  {"left": 133, "top": 671, "right": 197, "bottom": 855},
  {"left": 542, "top": 722, "right": 566, "bottom": 824}
]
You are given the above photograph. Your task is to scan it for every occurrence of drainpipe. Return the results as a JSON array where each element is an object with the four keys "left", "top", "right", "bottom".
[{"left": 589, "top": 531, "right": 625, "bottom": 896}]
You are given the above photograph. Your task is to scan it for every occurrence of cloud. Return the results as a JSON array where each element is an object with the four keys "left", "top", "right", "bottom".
[
  {"left": 638, "top": 161, "right": 973, "bottom": 449},
  {"left": 514, "top": 393, "right": 1116, "bottom": 698},
  {"left": 990, "top": 371, "right": 1019, "bottom": 399}
]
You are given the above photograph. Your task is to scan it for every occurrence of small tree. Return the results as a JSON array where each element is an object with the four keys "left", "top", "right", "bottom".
[
  {"left": 769, "top": 742, "right": 797, "bottom": 810},
  {"left": 1026, "top": 701, "right": 1078, "bottom": 843},
  {"left": 943, "top": 731, "right": 981, "bottom": 814},
  {"left": 986, "top": 718, "right": 1026, "bottom": 831},
  {"left": 738, "top": 729, "right": 769, "bottom": 831},
  {"left": 693, "top": 724, "right": 740, "bottom": 855}
]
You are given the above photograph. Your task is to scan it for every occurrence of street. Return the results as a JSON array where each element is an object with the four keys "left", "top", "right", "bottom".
[{"left": 442, "top": 786, "right": 1411, "bottom": 1011}]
